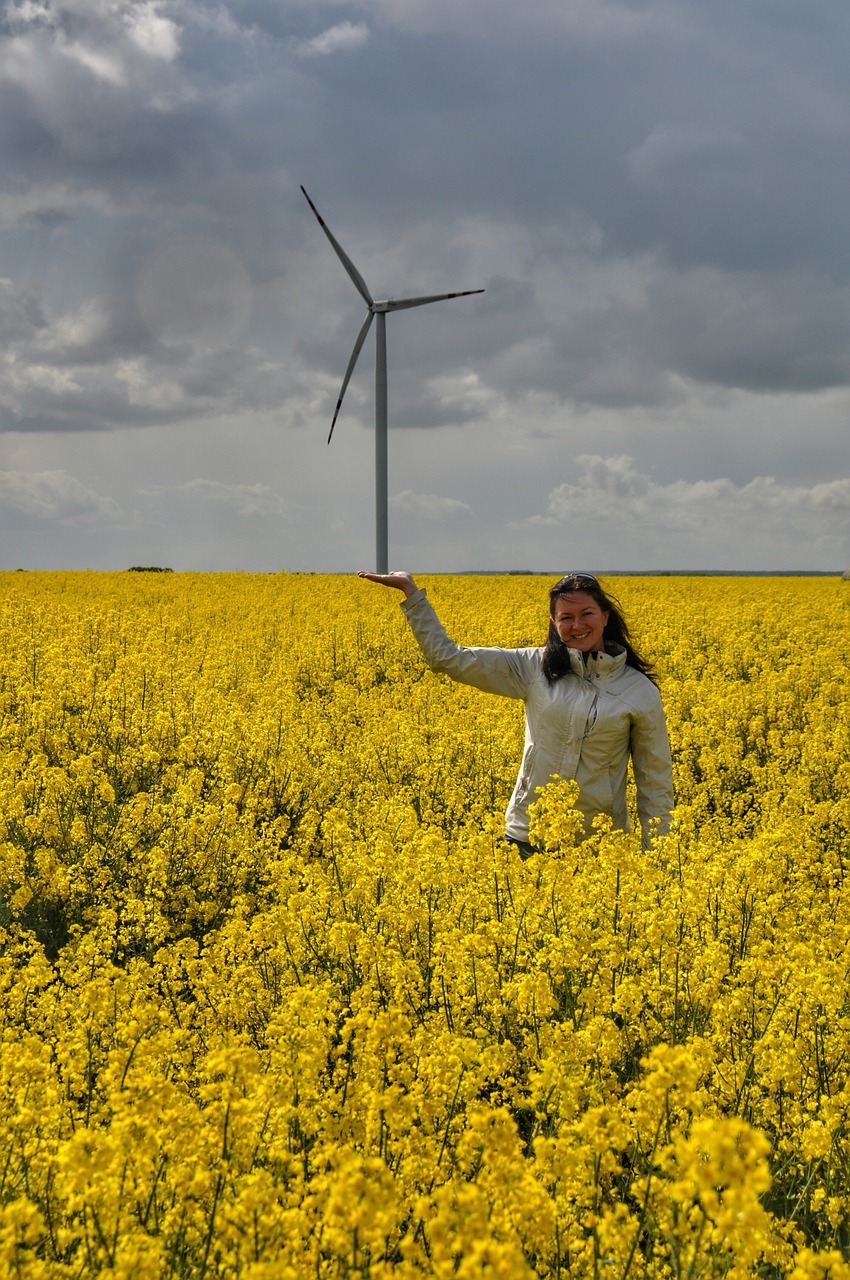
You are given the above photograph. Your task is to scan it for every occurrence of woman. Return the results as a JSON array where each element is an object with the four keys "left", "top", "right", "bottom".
[{"left": 359, "top": 570, "right": 673, "bottom": 856}]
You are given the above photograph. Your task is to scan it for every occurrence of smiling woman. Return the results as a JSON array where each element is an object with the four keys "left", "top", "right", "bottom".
[
  {"left": 359, "top": 569, "right": 674, "bottom": 855},
  {"left": 552, "top": 590, "right": 608, "bottom": 652}
]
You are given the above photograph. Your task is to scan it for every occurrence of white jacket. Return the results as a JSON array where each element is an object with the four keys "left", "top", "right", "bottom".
[{"left": 400, "top": 588, "right": 674, "bottom": 845}]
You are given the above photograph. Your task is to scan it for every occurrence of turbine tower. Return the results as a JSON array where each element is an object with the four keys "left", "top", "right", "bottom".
[{"left": 301, "top": 186, "right": 484, "bottom": 573}]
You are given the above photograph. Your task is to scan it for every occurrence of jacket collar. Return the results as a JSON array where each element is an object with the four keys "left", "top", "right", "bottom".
[{"left": 567, "top": 643, "right": 628, "bottom": 679}]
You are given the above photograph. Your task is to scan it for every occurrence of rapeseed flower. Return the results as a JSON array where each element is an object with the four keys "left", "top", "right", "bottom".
[{"left": 0, "top": 571, "right": 848, "bottom": 1275}]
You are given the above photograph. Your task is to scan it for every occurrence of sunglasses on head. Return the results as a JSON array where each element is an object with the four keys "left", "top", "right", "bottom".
[{"left": 551, "top": 573, "right": 600, "bottom": 591}]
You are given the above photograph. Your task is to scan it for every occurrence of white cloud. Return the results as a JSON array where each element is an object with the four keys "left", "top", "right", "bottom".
[
  {"left": 143, "top": 479, "right": 290, "bottom": 519},
  {"left": 0, "top": 181, "right": 124, "bottom": 230},
  {"left": 542, "top": 455, "right": 850, "bottom": 523},
  {"left": 391, "top": 489, "right": 472, "bottom": 520},
  {"left": 628, "top": 124, "right": 751, "bottom": 179},
  {"left": 0, "top": 280, "right": 290, "bottom": 430},
  {"left": 125, "top": 2, "right": 181, "bottom": 60},
  {"left": 5, "top": 0, "right": 180, "bottom": 59},
  {"left": 291, "top": 22, "right": 369, "bottom": 58},
  {"left": 0, "top": 469, "right": 123, "bottom": 523},
  {"left": 533, "top": 456, "right": 850, "bottom": 564},
  {"left": 62, "top": 39, "right": 125, "bottom": 85},
  {"left": 1, "top": 0, "right": 181, "bottom": 103}
]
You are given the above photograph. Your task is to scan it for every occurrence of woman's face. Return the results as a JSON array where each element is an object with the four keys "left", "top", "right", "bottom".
[{"left": 551, "top": 591, "right": 609, "bottom": 653}]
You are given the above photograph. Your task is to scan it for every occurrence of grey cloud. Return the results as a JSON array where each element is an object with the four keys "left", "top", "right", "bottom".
[
  {"left": 0, "top": 0, "right": 184, "bottom": 167},
  {"left": 0, "top": 181, "right": 123, "bottom": 229},
  {"left": 0, "top": 0, "right": 272, "bottom": 200},
  {"left": 648, "top": 268, "right": 850, "bottom": 394},
  {"left": 0, "top": 271, "right": 295, "bottom": 430},
  {"left": 0, "top": 346, "right": 285, "bottom": 433},
  {"left": 625, "top": 125, "right": 767, "bottom": 271},
  {"left": 0, "top": 277, "right": 46, "bottom": 343},
  {"left": 627, "top": 125, "right": 753, "bottom": 185},
  {"left": 1, "top": 0, "right": 849, "bottom": 570},
  {"left": 0, "top": 468, "right": 123, "bottom": 523},
  {"left": 472, "top": 251, "right": 850, "bottom": 407}
]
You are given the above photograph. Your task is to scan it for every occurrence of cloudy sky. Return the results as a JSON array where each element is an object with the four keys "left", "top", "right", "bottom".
[{"left": 1, "top": 0, "right": 849, "bottom": 572}]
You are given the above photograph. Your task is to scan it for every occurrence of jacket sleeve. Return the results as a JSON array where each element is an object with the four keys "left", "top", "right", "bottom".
[
  {"left": 629, "top": 690, "right": 675, "bottom": 846},
  {"left": 400, "top": 588, "right": 534, "bottom": 700}
]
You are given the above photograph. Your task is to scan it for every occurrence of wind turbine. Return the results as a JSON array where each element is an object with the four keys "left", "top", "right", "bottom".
[{"left": 301, "top": 186, "right": 484, "bottom": 573}]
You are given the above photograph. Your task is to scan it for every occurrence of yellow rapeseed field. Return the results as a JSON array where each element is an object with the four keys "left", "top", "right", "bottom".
[{"left": 0, "top": 570, "right": 848, "bottom": 1279}]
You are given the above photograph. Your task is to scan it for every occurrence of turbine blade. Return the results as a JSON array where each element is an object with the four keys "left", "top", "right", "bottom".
[
  {"left": 301, "top": 186, "right": 374, "bottom": 306},
  {"left": 384, "top": 288, "right": 485, "bottom": 312},
  {"left": 328, "top": 310, "right": 374, "bottom": 444}
]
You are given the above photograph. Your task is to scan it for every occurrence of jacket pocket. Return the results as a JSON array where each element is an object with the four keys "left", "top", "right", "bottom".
[{"left": 515, "top": 746, "right": 536, "bottom": 802}]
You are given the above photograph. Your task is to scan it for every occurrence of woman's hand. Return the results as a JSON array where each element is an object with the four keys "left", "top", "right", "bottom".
[{"left": 357, "top": 571, "right": 418, "bottom": 598}]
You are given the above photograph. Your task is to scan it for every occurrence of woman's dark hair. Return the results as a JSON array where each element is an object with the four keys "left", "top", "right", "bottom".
[{"left": 541, "top": 573, "right": 658, "bottom": 685}]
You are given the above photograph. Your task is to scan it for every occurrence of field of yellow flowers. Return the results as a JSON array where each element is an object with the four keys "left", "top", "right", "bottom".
[{"left": 0, "top": 570, "right": 848, "bottom": 1279}]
